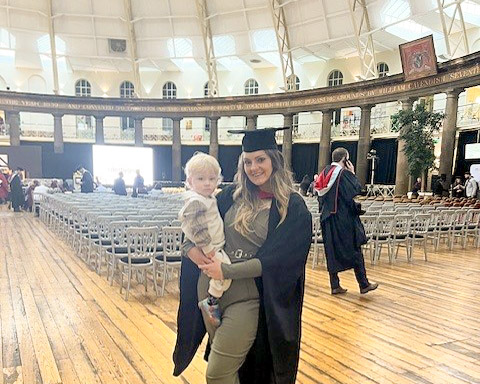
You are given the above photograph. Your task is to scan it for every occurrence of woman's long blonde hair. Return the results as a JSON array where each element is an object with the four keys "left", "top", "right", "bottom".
[{"left": 232, "top": 149, "right": 295, "bottom": 237}]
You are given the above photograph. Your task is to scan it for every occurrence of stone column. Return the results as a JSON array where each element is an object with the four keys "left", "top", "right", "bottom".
[
  {"left": 394, "top": 98, "right": 416, "bottom": 195},
  {"left": 318, "top": 110, "right": 333, "bottom": 173},
  {"left": 439, "top": 89, "right": 463, "bottom": 184},
  {"left": 246, "top": 115, "right": 257, "bottom": 131},
  {"left": 134, "top": 117, "right": 144, "bottom": 147},
  {"left": 282, "top": 113, "right": 294, "bottom": 170},
  {"left": 356, "top": 105, "right": 374, "bottom": 186},
  {"left": 53, "top": 113, "right": 64, "bottom": 153},
  {"left": 95, "top": 115, "right": 105, "bottom": 145},
  {"left": 172, "top": 117, "right": 182, "bottom": 182},
  {"left": 6, "top": 111, "right": 20, "bottom": 146},
  {"left": 209, "top": 117, "right": 220, "bottom": 160}
]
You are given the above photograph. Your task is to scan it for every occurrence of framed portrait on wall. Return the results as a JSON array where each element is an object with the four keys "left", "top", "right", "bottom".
[{"left": 399, "top": 35, "right": 438, "bottom": 81}]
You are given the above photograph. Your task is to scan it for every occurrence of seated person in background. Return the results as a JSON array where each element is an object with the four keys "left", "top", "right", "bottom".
[
  {"left": 113, "top": 172, "right": 127, "bottom": 196},
  {"left": 34, "top": 182, "right": 49, "bottom": 195},
  {"left": 411, "top": 177, "right": 421, "bottom": 198},
  {"left": 132, "top": 169, "right": 146, "bottom": 196},
  {"left": 299, "top": 174, "right": 311, "bottom": 196},
  {"left": 79, "top": 166, "right": 94, "bottom": 193},
  {"left": 434, "top": 174, "right": 448, "bottom": 197},
  {"left": 452, "top": 177, "right": 464, "bottom": 198},
  {"left": 178, "top": 152, "right": 231, "bottom": 327}
]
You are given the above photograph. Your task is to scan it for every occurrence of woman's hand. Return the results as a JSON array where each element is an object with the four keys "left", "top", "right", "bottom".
[
  {"left": 198, "top": 258, "right": 224, "bottom": 280},
  {"left": 187, "top": 247, "right": 212, "bottom": 266}
]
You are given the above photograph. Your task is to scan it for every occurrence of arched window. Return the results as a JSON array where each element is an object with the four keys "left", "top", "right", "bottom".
[
  {"left": 120, "top": 81, "right": 135, "bottom": 130},
  {"left": 244, "top": 79, "right": 259, "bottom": 95},
  {"left": 287, "top": 75, "right": 300, "bottom": 91},
  {"left": 120, "top": 81, "right": 135, "bottom": 98},
  {"left": 75, "top": 79, "right": 91, "bottom": 97},
  {"left": 163, "top": 81, "right": 177, "bottom": 99},
  {"left": 327, "top": 70, "right": 343, "bottom": 87},
  {"left": 75, "top": 79, "right": 92, "bottom": 130},
  {"left": 163, "top": 82, "right": 177, "bottom": 131},
  {"left": 377, "top": 62, "right": 389, "bottom": 77}
]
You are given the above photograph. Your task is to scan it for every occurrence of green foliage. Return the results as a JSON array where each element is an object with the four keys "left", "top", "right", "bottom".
[{"left": 391, "top": 103, "right": 444, "bottom": 179}]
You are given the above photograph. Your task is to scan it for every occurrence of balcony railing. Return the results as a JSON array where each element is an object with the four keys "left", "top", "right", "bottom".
[{"left": 9, "top": 102, "right": 480, "bottom": 144}]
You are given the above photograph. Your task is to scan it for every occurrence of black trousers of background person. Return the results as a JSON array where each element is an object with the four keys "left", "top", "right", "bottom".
[{"left": 329, "top": 257, "right": 369, "bottom": 290}]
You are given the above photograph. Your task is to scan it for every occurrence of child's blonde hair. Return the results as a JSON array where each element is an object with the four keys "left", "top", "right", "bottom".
[{"left": 184, "top": 152, "right": 222, "bottom": 188}]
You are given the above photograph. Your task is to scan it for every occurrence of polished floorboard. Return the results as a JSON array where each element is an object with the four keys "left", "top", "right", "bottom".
[{"left": 1, "top": 208, "right": 479, "bottom": 384}]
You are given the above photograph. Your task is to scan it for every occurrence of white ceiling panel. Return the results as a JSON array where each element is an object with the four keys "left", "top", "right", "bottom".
[{"left": 0, "top": 0, "right": 476, "bottom": 74}]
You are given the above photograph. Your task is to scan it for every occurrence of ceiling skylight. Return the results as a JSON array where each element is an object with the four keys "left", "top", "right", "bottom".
[
  {"left": 171, "top": 58, "right": 202, "bottom": 71},
  {"left": 167, "top": 38, "right": 193, "bottom": 58},
  {"left": 382, "top": 0, "right": 411, "bottom": 24},
  {"left": 37, "top": 35, "right": 66, "bottom": 55},
  {"left": 212, "top": 35, "right": 236, "bottom": 57},
  {"left": 251, "top": 29, "right": 277, "bottom": 53},
  {"left": 0, "top": 28, "right": 15, "bottom": 49}
]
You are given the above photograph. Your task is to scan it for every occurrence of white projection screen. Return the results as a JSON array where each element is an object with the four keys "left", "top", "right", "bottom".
[
  {"left": 92, "top": 145, "right": 153, "bottom": 186},
  {"left": 465, "top": 143, "right": 480, "bottom": 160}
]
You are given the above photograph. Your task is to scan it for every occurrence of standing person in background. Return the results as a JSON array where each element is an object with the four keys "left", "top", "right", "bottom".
[
  {"left": 315, "top": 147, "right": 378, "bottom": 295},
  {"left": 462, "top": 171, "right": 478, "bottom": 198},
  {"left": 452, "top": 177, "right": 464, "bottom": 198},
  {"left": 9, "top": 168, "right": 24, "bottom": 212},
  {"left": 434, "top": 174, "right": 448, "bottom": 197},
  {"left": 132, "top": 169, "right": 146, "bottom": 197},
  {"left": 0, "top": 171, "right": 8, "bottom": 204},
  {"left": 24, "top": 180, "right": 39, "bottom": 212},
  {"left": 113, "top": 172, "right": 127, "bottom": 196},
  {"left": 299, "top": 175, "right": 310, "bottom": 196},
  {"left": 411, "top": 177, "right": 421, "bottom": 198},
  {"left": 79, "top": 166, "right": 94, "bottom": 193}
]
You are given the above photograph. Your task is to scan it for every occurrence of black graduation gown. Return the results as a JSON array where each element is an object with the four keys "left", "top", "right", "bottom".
[
  {"left": 173, "top": 185, "right": 312, "bottom": 384},
  {"left": 320, "top": 166, "right": 367, "bottom": 274},
  {"left": 81, "top": 171, "right": 94, "bottom": 193},
  {"left": 9, "top": 174, "right": 24, "bottom": 210}
]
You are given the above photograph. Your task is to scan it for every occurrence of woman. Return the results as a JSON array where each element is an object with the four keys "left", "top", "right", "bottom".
[{"left": 173, "top": 128, "right": 312, "bottom": 384}]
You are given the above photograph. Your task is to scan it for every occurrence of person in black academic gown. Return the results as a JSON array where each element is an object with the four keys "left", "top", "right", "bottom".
[
  {"left": 9, "top": 168, "right": 24, "bottom": 212},
  {"left": 173, "top": 128, "right": 312, "bottom": 384},
  {"left": 316, "top": 147, "right": 378, "bottom": 295},
  {"left": 113, "top": 172, "right": 127, "bottom": 196},
  {"left": 79, "top": 167, "right": 94, "bottom": 193}
]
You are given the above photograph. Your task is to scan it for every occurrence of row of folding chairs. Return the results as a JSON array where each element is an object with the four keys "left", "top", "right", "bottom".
[
  {"left": 39, "top": 193, "right": 185, "bottom": 300},
  {"left": 310, "top": 209, "right": 480, "bottom": 268}
]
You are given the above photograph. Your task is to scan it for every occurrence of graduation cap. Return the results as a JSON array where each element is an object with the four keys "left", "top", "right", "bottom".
[{"left": 227, "top": 127, "right": 289, "bottom": 153}]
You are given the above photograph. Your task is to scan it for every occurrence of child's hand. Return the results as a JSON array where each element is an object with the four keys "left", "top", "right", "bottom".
[{"left": 206, "top": 250, "right": 216, "bottom": 259}]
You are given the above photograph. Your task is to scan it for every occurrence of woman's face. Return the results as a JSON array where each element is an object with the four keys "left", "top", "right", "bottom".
[{"left": 243, "top": 150, "right": 273, "bottom": 189}]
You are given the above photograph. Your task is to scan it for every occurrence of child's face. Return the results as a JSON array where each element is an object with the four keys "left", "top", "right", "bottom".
[{"left": 188, "top": 171, "right": 218, "bottom": 197}]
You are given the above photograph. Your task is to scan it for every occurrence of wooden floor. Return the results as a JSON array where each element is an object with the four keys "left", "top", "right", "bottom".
[{"left": 1, "top": 209, "right": 480, "bottom": 384}]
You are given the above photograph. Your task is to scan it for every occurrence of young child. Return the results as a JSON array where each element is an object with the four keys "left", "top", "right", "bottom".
[{"left": 179, "top": 152, "right": 231, "bottom": 327}]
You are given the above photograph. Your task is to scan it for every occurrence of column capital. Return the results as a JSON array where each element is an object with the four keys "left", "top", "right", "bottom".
[
  {"left": 283, "top": 112, "right": 295, "bottom": 118},
  {"left": 133, "top": 116, "right": 144, "bottom": 122},
  {"left": 321, "top": 109, "right": 334, "bottom": 115},
  {"left": 445, "top": 88, "right": 464, "bottom": 98},
  {"left": 172, "top": 116, "right": 183, "bottom": 122},
  {"left": 360, "top": 104, "right": 375, "bottom": 111},
  {"left": 209, "top": 116, "right": 220, "bottom": 122},
  {"left": 93, "top": 114, "right": 105, "bottom": 120},
  {"left": 52, "top": 113, "right": 64, "bottom": 118}
]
